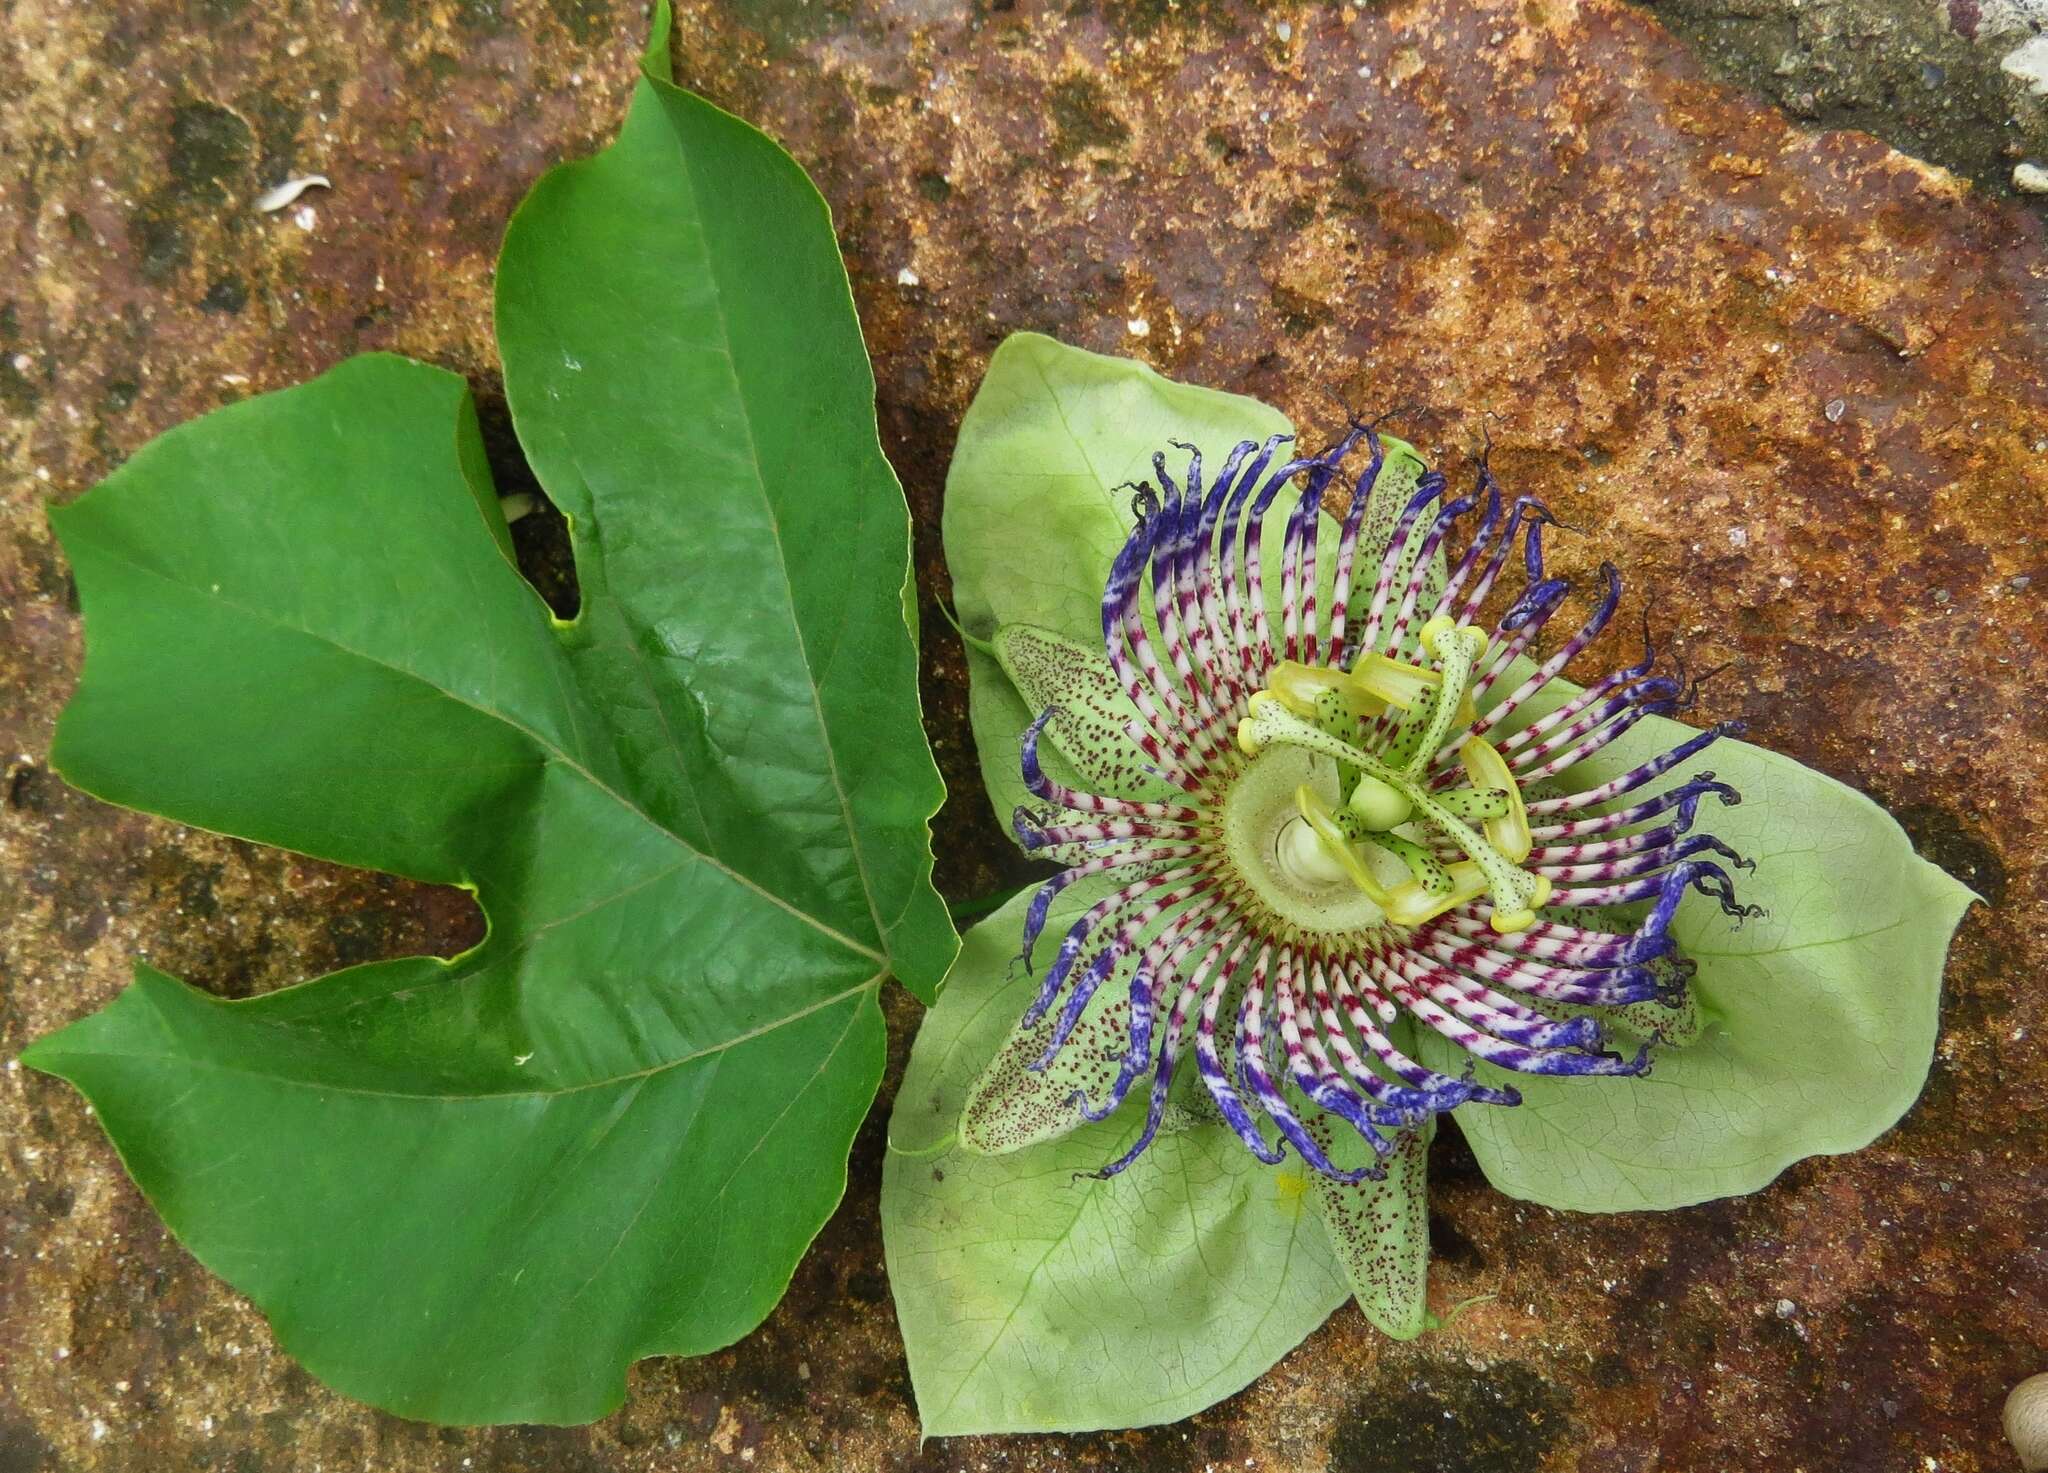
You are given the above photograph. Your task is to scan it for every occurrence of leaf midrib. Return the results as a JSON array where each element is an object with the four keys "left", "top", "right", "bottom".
[
  {"left": 656, "top": 87, "right": 892, "bottom": 966},
  {"left": 76, "top": 544, "right": 885, "bottom": 967},
  {"left": 42, "top": 975, "right": 883, "bottom": 1104}
]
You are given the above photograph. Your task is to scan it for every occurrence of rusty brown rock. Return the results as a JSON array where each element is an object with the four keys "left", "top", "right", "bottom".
[{"left": 2, "top": 0, "right": 2043, "bottom": 1469}]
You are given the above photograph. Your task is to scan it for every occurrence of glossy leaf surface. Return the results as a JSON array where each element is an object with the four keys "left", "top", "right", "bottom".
[{"left": 27, "top": 32, "right": 951, "bottom": 1426}]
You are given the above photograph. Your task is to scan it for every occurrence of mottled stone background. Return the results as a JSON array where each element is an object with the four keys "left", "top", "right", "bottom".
[{"left": 2, "top": 0, "right": 2044, "bottom": 1469}]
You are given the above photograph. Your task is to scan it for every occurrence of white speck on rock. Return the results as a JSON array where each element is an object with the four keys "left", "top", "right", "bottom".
[
  {"left": 2014, "top": 162, "right": 2048, "bottom": 194},
  {"left": 896, "top": 266, "right": 920, "bottom": 287},
  {"left": 291, "top": 203, "right": 317, "bottom": 231},
  {"left": 253, "top": 174, "right": 330, "bottom": 212},
  {"left": 90, "top": 1419, "right": 108, "bottom": 1443},
  {"left": 1275, "top": 20, "right": 1291, "bottom": 40},
  {"left": 1825, "top": 397, "right": 1847, "bottom": 422},
  {"left": 1775, "top": 1297, "right": 1797, "bottom": 1318},
  {"left": 1127, "top": 318, "right": 1151, "bottom": 337}
]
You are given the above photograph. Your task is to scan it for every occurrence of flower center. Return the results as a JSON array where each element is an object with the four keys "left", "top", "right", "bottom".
[
  {"left": 1219, "top": 745, "right": 1391, "bottom": 937},
  {"left": 1231, "top": 616, "right": 1551, "bottom": 934}
]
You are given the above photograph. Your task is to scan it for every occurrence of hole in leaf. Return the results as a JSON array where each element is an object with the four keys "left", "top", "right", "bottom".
[{"left": 469, "top": 381, "right": 581, "bottom": 620}]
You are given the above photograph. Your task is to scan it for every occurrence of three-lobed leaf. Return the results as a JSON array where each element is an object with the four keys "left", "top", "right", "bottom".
[{"left": 27, "top": 22, "right": 952, "bottom": 1426}]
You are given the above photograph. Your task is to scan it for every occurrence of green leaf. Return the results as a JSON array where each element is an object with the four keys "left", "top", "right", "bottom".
[
  {"left": 495, "top": 37, "right": 953, "bottom": 1002},
  {"left": 1420, "top": 710, "right": 1974, "bottom": 1212},
  {"left": 945, "top": 333, "right": 1294, "bottom": 647},
  {"left": 882, "top": 886, "right": 1351, "bottom": 1437},
  {"left": 26, "top": 35, "right": 953, "bottom": 1427}
]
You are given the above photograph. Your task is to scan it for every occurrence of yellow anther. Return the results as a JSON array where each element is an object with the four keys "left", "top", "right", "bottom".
[
  {"left": 1490, "top": 876, "right": 1551, "bottom": 933},
  {"left": 1294, "top": 786, "right": 1392, "bottom": 904},
  {"left": 1265, "top": 661, "right": 1333, "bottom": 719},
  {"left": 1459, "top": 736, "right": 1532, "bottom": 863},
  {"left": 1350, "top": 651, "right": 1442, "bottom": 711},
  {"left": 1384, "top": 860, "right": 1489, "bottom": 928}
]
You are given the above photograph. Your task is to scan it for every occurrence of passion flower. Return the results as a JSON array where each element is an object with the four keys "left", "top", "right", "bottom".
[{"left": 1007, "top": 425, "right": 1760, "bottom": 1182}]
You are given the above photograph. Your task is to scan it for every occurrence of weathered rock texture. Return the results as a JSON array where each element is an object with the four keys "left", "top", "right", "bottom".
[
  {"left": 1635, "top": 0, "right": 2048, "bottom": 203},
  {"left": 1, "top": 0, "right": 2043, "bottom": 1469}
]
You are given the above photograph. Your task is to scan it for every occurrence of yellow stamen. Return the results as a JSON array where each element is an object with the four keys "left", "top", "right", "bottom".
[
  {"left": 1350, "top": 651, "right": 1442, "bottom": 711},
  {"left": 1265, "top": 660, "right": 1386, "bottom": 725},
  {"left": 1385, "top": 860, "right": 1489, "bottom": 927},
  {"left": 1459, "top": 735, "right": 1532, "bottom": 863}
]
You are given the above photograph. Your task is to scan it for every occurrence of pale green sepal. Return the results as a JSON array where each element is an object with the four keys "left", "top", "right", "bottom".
[
  {"left": 1308, "top": 1111, "right": 1434, "bottom": 1339},
  {"left": 994, "top": 623, "right": 1177, "bottom": 804}
]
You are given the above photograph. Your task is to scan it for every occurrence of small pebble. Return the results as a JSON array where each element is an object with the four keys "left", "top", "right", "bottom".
[
  {"left": 1126, "top": 317, "right": 1150, "bottom": 337},
  {"left": 499, "top": 493, "right": 539, "bottom": 524},
  {"left": 896, "top": 266, "right": 920, "bottom": 287},
  {"left": 1824, "top": 397, "right": 1846, "bottom": 422},
  {"left": 1275, "top": 20, "right": 1291, "bottom": 41},
  {"left": 1774, "top": 1298, "right": 1797, "bottom": 1318},
  {"left": 2015, "top": 162, "right": 2048, "bottom": 195}
]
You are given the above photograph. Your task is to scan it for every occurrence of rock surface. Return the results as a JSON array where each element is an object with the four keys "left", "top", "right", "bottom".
[
  {"left": 1636, "top": 0, "right": 2048, "bottom": 204},
  {"left": 1, "top": 0, "right": 2043, "bottom": 1469}
]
